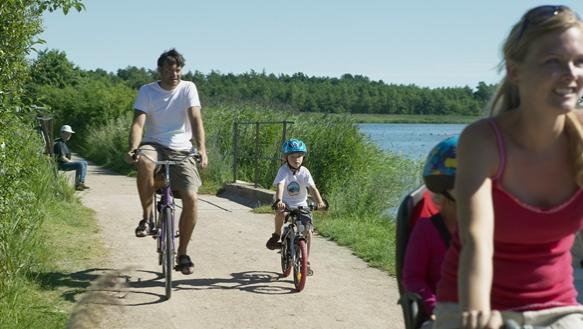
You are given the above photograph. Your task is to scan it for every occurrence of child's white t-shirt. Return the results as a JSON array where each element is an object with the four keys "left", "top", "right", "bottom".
[
  {"left": 134, "top": 80, "right": 201, "bottom": 151},
  {"left": 273, "top": 165, "right": 316, "bottom": 208}
]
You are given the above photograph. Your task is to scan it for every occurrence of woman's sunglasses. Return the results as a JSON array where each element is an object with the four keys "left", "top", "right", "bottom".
[{"left": 516, "top": 5, "right": 580, "bottom": 41}]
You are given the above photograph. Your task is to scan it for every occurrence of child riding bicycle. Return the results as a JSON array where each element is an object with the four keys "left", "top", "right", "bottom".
[
  {"left": 266, "top": 138, "right": 326, "bottom": 272},
  {"left": 403, "top": 135, "right": 458, "bottom": 329}
]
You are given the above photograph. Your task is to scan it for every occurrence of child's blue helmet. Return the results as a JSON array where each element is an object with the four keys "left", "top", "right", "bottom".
[
  {"left": 282, "top": 138, "right": 307, "bottom": 155},
  {"left": 422, "top": 135, "right": 459, "bottom": 194}
]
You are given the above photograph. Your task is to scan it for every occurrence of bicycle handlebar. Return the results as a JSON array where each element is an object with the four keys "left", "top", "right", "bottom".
[{"left": 502, "top": 319, "right": 549, "bottom": 329}]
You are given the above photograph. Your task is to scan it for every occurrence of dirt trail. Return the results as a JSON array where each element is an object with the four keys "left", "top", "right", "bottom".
[{"left": 75, "top": 161, "right": 405, "bottom": 329}]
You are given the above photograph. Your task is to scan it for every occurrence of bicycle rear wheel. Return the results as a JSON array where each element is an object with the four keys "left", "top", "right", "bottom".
[
  {"left": 161, "top": 206, "right": 174, "bottom": 300},
  {"left": 293, "top": 239, "right": 308, "bottom": 292}
]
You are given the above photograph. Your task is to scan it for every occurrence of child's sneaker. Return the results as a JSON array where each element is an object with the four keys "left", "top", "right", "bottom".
[{"left": 265, "top": 233, "right": 282, "bottom": 250}]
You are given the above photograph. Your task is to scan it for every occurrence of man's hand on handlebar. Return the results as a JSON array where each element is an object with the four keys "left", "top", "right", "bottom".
[{"left": 124, "top": 149, "right": 139, "bottom": 164}]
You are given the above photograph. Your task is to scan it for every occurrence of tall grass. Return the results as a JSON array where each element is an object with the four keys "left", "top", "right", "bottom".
[
  {"left": 80, "top": 114, "right": 133, "bottom": 175},
  {"left": 0, "top": 117, "right": 88, "bottom": 328},
  {"left": 81, "top": 105, "right": 423, "bottom": 273}
]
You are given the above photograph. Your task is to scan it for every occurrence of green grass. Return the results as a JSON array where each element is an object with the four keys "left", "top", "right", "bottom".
[
  {"left": 0, "top": 187, "right": 104, "bottom": 329},
  {"left": 315, "top": 213, "right": 396, "bottom": 273},
  {"left": 253, "top": 205, "right": 273, "bottom": 214}
]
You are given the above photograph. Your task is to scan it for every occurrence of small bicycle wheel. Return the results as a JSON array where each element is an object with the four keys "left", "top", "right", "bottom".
[
  {"left": 293, "top": 239, "right": 308, "bottom": 292},
  {"left": 280, "top": 235, "right": 292, "bottom": 277},
  {"left": 162, "top": 206, "right": 174, "bottom": 300}
]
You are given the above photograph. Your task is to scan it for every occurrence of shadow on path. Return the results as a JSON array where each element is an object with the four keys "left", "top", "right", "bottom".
[
  {"left": 32, "top": 267, "right": 296, "bottom": 308},
  {"left": 174, "top": 270, "right": 296, "bottom": 295}
]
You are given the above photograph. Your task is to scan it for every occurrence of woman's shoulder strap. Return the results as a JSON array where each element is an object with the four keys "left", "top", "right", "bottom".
[{"left": 486, "top": 118, "right": 506, "bottom": 181}]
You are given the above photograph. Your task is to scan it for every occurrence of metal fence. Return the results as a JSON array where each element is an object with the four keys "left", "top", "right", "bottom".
[{"left": 232, "top": 120, "right": 294, "bottom": 187}]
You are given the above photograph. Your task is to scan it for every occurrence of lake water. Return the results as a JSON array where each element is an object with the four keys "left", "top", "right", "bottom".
[{"left": 358, "top": 123, "right": 466, "bottom": 160}]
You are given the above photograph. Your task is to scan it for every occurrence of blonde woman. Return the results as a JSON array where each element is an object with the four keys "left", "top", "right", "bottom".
[{"left": 434, "top": 5, "right": 583, "bottom": 329}]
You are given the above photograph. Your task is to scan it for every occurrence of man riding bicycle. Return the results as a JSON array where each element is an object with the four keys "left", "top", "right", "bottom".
[{"left": 124, "top": 48, "right": 208, "bottom": 275}]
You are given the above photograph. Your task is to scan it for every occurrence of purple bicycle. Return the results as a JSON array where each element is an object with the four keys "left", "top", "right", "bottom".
[{"left": 136, "top": 148, "right": 200, "bottom": 300}]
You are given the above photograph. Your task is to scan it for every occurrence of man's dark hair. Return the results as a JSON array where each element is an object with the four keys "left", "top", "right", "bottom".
[{"left": 157, "top": 48, "right": 186, "bottom": 68}]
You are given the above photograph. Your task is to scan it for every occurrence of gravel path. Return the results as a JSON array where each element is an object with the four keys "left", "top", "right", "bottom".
[{"left": 70, "top": 161, "right": 405, "bottom": 329}]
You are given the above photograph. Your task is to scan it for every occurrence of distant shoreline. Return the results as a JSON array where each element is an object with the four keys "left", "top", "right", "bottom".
[{"left": 344, "top": 113, "right": 481, "bottom": 124}]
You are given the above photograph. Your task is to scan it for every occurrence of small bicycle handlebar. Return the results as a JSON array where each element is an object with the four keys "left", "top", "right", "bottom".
[{"left": 271, "top": 198, "right": 329, "bottom": 212}]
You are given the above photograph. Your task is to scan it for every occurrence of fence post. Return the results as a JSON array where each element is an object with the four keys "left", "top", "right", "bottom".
[
  {"left": 233, "top": 122, "right": 238, "bottom": 183},
  {"left": 282, "top": 120, "right": 288, "bottom": 146},
  {"left": 254, "top": 122, "right": 260, "bottom": 188}
]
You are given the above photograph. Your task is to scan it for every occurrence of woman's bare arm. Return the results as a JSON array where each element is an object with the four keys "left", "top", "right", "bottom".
[{"left": 456, "top": 121, "right": 499, "bottom": 321}]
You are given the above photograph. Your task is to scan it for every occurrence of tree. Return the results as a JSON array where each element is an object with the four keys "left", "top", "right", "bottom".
[
  {"left": 117, "top": 66, "right": 155, "bottom": 89},
  {"left": 0, "top": 0, "right": 85, "bottom": 112},
  {"left": 29, "top": 49, "right": 80, "bottom": 88},
  {"left": 474, "top": 81, "right": 498, "bottom": 103}
]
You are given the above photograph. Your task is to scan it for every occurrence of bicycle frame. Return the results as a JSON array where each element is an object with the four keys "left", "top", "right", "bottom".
[
  {"left": 136, "top": 148, "right": 200, "bottom": 300},
  {"left": 283, "top": 208, "right": 311, "bottom": 252},
  {"left": 156, "top": 161, "right": 176, "bottom": 262}
]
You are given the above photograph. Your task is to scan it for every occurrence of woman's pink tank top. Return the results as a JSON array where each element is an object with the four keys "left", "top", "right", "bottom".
[{"left": 436, "top": 119, "right": 583, "bottom": 311}]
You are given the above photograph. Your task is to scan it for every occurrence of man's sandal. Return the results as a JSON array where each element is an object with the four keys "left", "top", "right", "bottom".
[
  {"left": 135, "top": 219, "right": 149, "bottom": 237},
  {"left": 174, "top": 255, "right": 194, "bottom": 275}
]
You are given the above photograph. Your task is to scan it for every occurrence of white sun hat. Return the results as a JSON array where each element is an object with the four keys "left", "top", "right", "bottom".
[{"left": 60, "top": 125, "right": 75, "bottom": 133}]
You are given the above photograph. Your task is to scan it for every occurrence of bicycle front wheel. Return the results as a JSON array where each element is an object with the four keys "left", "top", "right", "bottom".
[
  {"left": 162, "top": 206, "right": 174, "bottom": 300},
  {"left": 280, "top": 232, "right": 292, "bottom": 277},
  {"left": 293, "top": 239, "right": 308, "bottom": 292}
]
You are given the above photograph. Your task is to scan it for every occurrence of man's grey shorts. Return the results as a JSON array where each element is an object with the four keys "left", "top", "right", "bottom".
[{"left": 139, "top": 143, "right": 202, "bottom": 192}]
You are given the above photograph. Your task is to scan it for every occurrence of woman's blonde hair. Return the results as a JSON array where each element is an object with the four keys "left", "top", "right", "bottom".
[
  {"left": 488, "top": 6, "right": 583, "bottom": 186},
  {"left": 566, "top": 111, "right": 583, "bottom": 186}
]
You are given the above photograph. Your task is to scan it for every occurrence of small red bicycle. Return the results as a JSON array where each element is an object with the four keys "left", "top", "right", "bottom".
[{"left": 276, "top": 200, "right": 327, "bottom": 292}]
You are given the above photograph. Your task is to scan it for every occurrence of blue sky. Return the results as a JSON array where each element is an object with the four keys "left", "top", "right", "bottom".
[{"left": 39, "top": 0, "right": 583, "bottom": 89}]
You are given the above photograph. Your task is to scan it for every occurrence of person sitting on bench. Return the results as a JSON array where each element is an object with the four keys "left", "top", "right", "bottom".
[{"left": 53, "top": 125, "right": 90, "bottom": 191}]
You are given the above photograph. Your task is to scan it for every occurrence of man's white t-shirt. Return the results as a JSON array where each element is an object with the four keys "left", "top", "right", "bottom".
[
  {"left": 273, "top": 165, "right": 316, "bottom": 208},
  {"left": 134, "top": 80, "right": 201, "bottom": 150}
]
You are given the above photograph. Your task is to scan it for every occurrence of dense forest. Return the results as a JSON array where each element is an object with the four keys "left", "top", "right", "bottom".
[{"left": 29, "top": 49, "right": 498, "bottom": 123}]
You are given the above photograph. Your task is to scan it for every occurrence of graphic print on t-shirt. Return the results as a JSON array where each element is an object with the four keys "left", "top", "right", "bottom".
[{"left": 287, "top": 181, "right": 300, "bottom": 196}]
